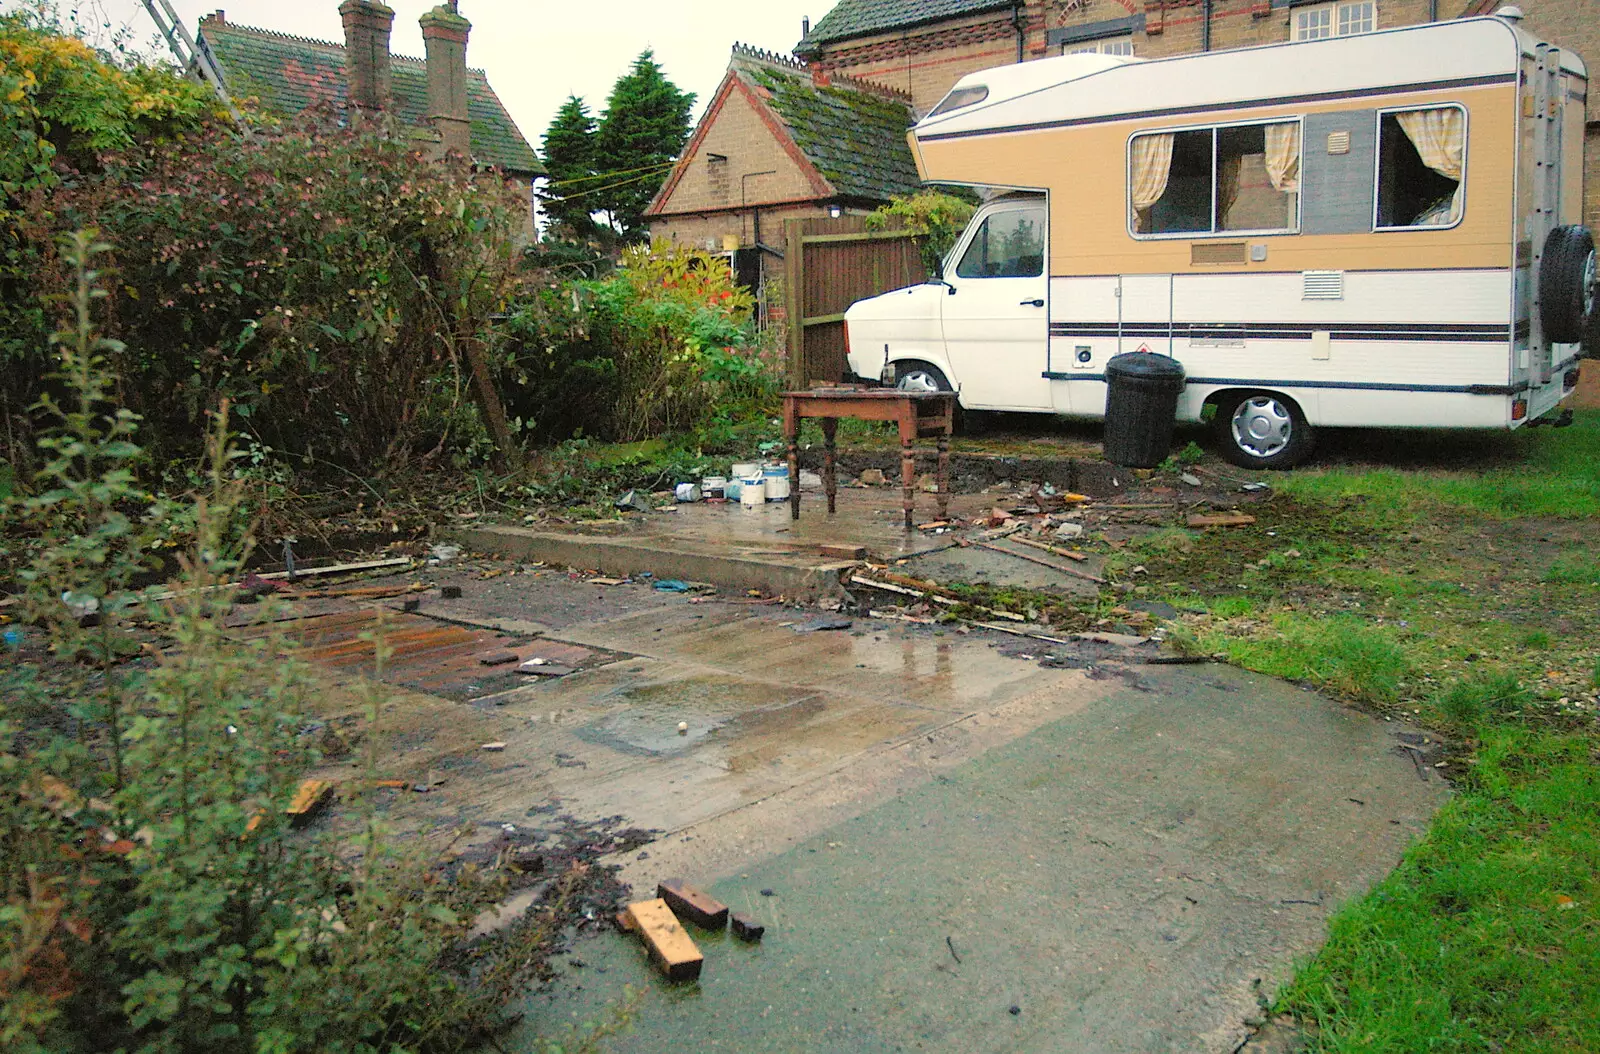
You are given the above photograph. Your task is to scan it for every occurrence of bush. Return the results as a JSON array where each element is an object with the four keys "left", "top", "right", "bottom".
[
  {"left": 866, "top": 189, "right": 977, "bottom": 273},
  {"left": 0, "top": 237, "right": 582, "bottom": 1054},
  {"left": 500, "top": 241, "right": 778, "bottom": 443}
]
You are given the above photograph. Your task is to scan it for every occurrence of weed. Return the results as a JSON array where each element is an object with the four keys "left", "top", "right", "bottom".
[
  {"left": 1435, "top": 672, "right": 1528, "bottom": 733},
  {"left": 1215, "top": 614, "right": 1411, "bottom": 705},
  {"left": 1543, "top": 551, "right": 1600, "bottom": 586},
  {"left": 1519, "top": 629, "right": 1554, "bottom": 650}
]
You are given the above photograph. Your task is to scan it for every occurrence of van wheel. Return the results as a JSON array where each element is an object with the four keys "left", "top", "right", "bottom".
[
  {"left": 1213, "top": 392, "right": 1314, "bottom": 470},
  {"left": 893, "top": 361, "right": 951, "bottom": 394},
  {"left": 1539, "top": 225, "right": 1596, "bottom": 344}
]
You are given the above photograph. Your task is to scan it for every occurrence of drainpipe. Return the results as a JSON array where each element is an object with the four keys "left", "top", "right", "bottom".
[
  {"left": 1202, "top": 0, "right": 1212, "bottom": 51},
  {"left": 1013, "top": 2, "right": 1026, "bottom": 62},
  {"left": 1428, "top": 0, "right": 1438, "bottom": 21}
]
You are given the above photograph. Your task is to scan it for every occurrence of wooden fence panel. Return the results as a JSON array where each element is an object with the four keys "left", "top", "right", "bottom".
[{"left": 785, "top": 216, "right": 927, "bottom": 387}]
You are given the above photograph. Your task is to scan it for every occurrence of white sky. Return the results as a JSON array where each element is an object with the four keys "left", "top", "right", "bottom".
[{"left": 58, "top": 0, "right": 825, "bottom": 148}]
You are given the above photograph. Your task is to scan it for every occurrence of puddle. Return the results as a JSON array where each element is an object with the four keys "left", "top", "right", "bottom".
[{"left": 577, "top": 677, "right": 812, "bottom": 756}]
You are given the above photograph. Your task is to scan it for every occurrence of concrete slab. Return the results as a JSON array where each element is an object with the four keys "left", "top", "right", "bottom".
[{"left": 510, "top": 663, "right": 1447, "bottom": 1054}]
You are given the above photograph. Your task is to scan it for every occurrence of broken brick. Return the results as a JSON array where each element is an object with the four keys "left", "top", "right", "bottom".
[
  {"left": 730, "top": 912, "right": 765, "bottom": 942},
  {"left": 657, "top": 878, "right": 729, "bottom": 930}
]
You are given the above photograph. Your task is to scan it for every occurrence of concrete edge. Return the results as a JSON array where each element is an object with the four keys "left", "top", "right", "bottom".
[{"left": 443, "top": 525, "right": 854, "bottom": 601}]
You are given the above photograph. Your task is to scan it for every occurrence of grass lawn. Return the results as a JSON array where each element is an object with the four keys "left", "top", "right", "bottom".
[{"left": 1120, "top": 410, "right": 1600, "bottom": 1051}]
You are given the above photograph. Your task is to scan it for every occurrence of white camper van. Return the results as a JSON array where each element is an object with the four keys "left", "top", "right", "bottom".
[{"left": 842, "top": 14, "right": 1593, "bottom": 467}]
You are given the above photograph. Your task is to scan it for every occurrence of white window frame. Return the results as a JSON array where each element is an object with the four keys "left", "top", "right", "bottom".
[
  {"left": 1126, "top": 117, "right": 1304, "bottom": 241},
  {"left": 1292, "top": 1, "right": 1375, "bottom": 42},
  {"left": 1064, "top": 35, "right": 1134, "bottom": 56},
  {"left": 1372, "top": 103, "right": 1468, "bottom": 233}
]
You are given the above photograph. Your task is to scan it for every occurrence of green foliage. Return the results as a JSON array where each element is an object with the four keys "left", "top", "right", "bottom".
[
  {"left": 501, "top": 241, "right": 776, "bottom": 444},
  {"left": 592, "top": 51, "right": 695, "bottom": 240},
  {"left": 0, "top": 244, "right": 573, "bottom": 1053},
  {"left": 1279, "top": 727, "right": 1600, "bottom": 1052},
  {"left": 1208, "top": 613, "right": 1412, "bottom": 705},
  {"left": 1435, "top": 672, "right": 1528, "bottom": 733},
  {"left": 539, "top": 95, "right": 600, "bottom": 238},
  {"left": 15, "top": 118, "right": 523, "bottom": 469},
  {"left": 866, "top": 190, "right": 977, "bottom": 273}
]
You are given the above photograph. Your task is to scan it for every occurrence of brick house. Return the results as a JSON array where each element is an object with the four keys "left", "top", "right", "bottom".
[
  {"left": 643, "top": 45, "right": 921, "bottom": 312},
  {"left": 196, "top": 4, "right": 540, "bottom": 184}
]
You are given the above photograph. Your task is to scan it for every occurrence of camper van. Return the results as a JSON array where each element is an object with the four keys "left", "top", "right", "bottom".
[{"left": 842, "top": 13, "right": 1593, "bottom": 467}]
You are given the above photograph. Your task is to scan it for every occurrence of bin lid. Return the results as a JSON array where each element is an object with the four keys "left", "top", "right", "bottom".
[{"left": 1105, "top": 351, "right": 1186, "bottom": 379}]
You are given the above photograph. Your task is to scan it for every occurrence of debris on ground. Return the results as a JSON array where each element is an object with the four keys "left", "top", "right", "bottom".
[
  {"left": 428, "top": 544, "right": 462, "bottom": 565},
  {"left": 652, "top": 580, "right": 691, "bottom": 592},
  {"left": 518, "top": 660, "right": 576, "bottom": 678},
  {"left": 285, "top": 779, "right": 335, "bottom": 828},
  {"left": 793, "top": 616, "right": 853, "bottom": 633},
  {"left": 1188, "top": 512, "right": 1257, "bottom": 528},
  {"left": 623, "top": 898, "right": 704, "bottom": 982},
  {"left": 730, "top": 912, "right": 765, "bottom": 942},
  {"left": 657, "top": 878, "right": 729, "bottom": 930},
  {"left": 615, "top": 490, "right": 654, "bottom": 514}
]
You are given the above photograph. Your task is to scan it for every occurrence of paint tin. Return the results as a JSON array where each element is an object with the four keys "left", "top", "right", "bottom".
[
  {"left": 731, "top": 461, "right": 761, "bottom": 480},
  {"left": 724, "top": 478, "right": 742, "bottom": 500},
  {"left": 761, "top": 464, "right": 790, "bottom": 501},
  {"left": 674, "top": 483, "right": 702, "bottom": 503},
  {"left": 739, "top": 476, "right": 766, "bottom": 507},
  {"left": 701, "top": 476, "right": 727, "bottom": 498}
]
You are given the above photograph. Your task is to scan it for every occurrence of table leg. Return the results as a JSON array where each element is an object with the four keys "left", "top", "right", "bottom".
[
  {"left": 901, "top": 434, "right": 915, "bottom": 531},
  {"left": 937, "top": 432, "right": 950, "bottom": 521},
  {"left": 788, "top": 434, "right": 800, "bottom": 522},
  {"left": 822, "top": 417, "right": 838, "bottom": 516}
]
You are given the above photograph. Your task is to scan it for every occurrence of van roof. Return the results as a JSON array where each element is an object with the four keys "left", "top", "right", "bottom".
[{"left": 916, "top": 17, "right": 1584, "bottom": 142}]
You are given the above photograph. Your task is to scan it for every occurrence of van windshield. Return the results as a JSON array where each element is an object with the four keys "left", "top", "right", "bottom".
[{"left": 955, "top": 208, "right": 1045, "bottom": 278}]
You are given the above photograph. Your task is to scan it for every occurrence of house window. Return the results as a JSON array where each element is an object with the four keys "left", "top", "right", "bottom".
[
  {"left": 955, "top": 207, "right": 1046, "bottom": 278},
  {"left": 1065, "top": 35, "right": 1134, "bottom": 56},
  {"left": 1375, "top": 105, "right": 1466, "bottom": 229},
  {"left": 1129, "top": 120, "right": 1301, "bottom": 237},
  {"left": 1293, "top": 1, "right": 1374, "bottom": 41}
]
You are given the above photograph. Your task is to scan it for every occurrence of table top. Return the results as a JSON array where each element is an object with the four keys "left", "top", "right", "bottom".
[{"left": 782, "top": 388, "right": 953, "bottom": 401}]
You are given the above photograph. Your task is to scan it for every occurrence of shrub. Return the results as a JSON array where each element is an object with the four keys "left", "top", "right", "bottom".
[
  {"left": 866, "top": 189, "right": 977, "bottom": 273},
  {"left": 0, "top": 237, "right": 577, "bottom": 1054}
]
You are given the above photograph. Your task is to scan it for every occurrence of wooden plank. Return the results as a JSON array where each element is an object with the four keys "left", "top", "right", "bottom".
[
  {"left": 624, "top": 898, "right": 704, "bottom": 982},
  {"left": 657, "top": 878, "right": 729, "bottom": 930},
  {"left": 818, "top": 544, "right": 867, "bottom": 560},
  {"left": 1186, "top": 512, "right": 1257, "bottom": 528},
  {"left": 285, "top": 779, "right": 335, "bottom": 827},
  {"left": 257, "top": 557, "right": 412, "bottom": 582},
  {"left": 800, "top": 312, "right": 848, "bottom": 327},
  {"left": 972, "top": 542, "right": 1108, "bottom": 585},
  {"left": 785, "top": 217, "right": 806, "bottom": 389},
  {"left": 800, "top": 229, "right": 921, "bottom": 245},
  {"left": 1010, "top": 535, "right": 1090, "bottom": 562}
]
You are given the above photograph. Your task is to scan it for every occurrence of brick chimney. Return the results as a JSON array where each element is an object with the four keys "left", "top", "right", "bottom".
[
  {"left": 420, "top": 2, "right": 472, "bottom": 160},
  {"left": 339, "top": 0, "right": 394, "bottom": 114}
]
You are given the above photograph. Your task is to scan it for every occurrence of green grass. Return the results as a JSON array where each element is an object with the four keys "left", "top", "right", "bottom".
[
  {"left": 1195, "top": 612, "right": 1413, "bottom": 705},
  {"left": 1278, "top": 411, "right": 1600, "bottom": 520},
  {"left": 1280, "top": 729, "right": 1600, "bottom": 1053},
  {"left": 1543, "top": 551, "right": 1600, "bottom": 586}
]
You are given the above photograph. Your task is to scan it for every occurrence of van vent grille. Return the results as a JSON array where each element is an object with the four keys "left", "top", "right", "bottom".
[
  {"left": 1191, "top": 241, "right": 1247, "bottom": 265},
  {"left": 1302, "top": 270, "right": 1345, "bottom": 300}
]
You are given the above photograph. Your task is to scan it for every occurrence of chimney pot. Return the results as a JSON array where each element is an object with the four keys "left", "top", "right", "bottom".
[
  {"left": 802, "top": 16, "right": 810, "bottom": 38},
  {"left": 339, "top": 0, "right": 395, "bottom": 114}
]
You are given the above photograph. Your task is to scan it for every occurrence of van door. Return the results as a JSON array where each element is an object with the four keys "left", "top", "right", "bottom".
[{"left": 940, "top": 202, "right": 1050, "bottom": 410}]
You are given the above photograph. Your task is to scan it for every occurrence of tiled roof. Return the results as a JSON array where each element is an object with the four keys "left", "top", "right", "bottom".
[
  {"left": 796, "top": 0, "right": 1016, "bottom": 51},
  {"left": 197, "top": 19, "right": 541, "bottom": 175},
  {"left": 734, "top": 54, "right": 920, "bottom": 202}
]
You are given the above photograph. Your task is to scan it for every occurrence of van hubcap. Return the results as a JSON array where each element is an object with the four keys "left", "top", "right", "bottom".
[
  {"left": 897, "top": 369, "right": 942, "bottom": 393},
  {"left": 1582, "top": 249, "right": 1596, "bottom": 318},
  {"left": 1231, "top": 397, "right": 1293, "bottom": 459}
]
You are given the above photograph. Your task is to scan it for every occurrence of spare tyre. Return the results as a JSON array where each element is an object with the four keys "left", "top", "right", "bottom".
[{"left": 1539, "top": 224, "right": 1596, "bottom": 344}]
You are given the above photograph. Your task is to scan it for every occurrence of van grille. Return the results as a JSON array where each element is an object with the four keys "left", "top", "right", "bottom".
[
  {"left": 1302, "top": 270, "right": 1345, "bottom": 300},
  {"left": 1192, "top": 241, "right": 1247, "bottom": 265}
]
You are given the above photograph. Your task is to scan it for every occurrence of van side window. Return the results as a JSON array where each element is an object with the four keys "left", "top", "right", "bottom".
[
  {"left": 1129, "top": 121, "right": 1301, "bottom": 237},
  {"left": 1376, "top": 105, "right": 1465, "bottom": 228},
  {"left": 954, "top": 208, "right": 1045, "bottom": 278}
]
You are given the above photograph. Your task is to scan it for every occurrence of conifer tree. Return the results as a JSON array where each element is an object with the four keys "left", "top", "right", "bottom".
[
  {"left": 593, "top": 50, "right": 695, "bottom": 239},
  {"left": 538, "top": 94, "right": 599, "bottom": 237}
]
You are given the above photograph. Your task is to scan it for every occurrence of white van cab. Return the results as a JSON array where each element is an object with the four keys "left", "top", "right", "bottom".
[{"left": 844, "top": 14, "right": 1593, "bottom": 467}]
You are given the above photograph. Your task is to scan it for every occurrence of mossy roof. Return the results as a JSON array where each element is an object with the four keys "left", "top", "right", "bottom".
[
  {"left": 197, "top": 20, "right": 541, "bottom": 176},
  {"left": 797, "top": 0, "right": 1016, "bottom": 51},
  {"left": 738, "top": 62, "right": 919, "bottom": 202}
]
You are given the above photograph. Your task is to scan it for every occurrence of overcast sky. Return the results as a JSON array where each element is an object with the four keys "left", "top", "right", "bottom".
[{"left": 58, "top": 0, "right": 824, "bottom": 147}]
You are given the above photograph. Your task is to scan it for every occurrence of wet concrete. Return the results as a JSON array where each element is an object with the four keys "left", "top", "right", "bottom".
[
  {"left": 276, "top": 567, "right": 1446, "bottom": 1052},
  {"left": 511, "top": 662, "right": 1446, "bottom": 1054}
]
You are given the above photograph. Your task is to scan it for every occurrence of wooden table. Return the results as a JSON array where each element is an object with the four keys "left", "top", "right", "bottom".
[{"left": 783, "top": 389, "right": 956, "bottom": 529}]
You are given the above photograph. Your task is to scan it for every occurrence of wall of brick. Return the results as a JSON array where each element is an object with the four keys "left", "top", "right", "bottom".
[{"left": 650, "top": 81, "right": 820, "bottom": 220}]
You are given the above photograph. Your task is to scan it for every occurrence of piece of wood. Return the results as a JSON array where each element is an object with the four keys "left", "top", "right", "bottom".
[
  {"left": 818, "top": 544, "right": 867, "bottom": 561},
  {"left": 285, "top": 779, "right": 335, "bottom": 827},
  {"left": 1010, "top": 536, "right": 1089, "bottom": 562},
  {"left": 1186, "top": 512, "right": 1257, "bottom": 528},
  {"left": 849, "top": 575, "right": 1026, "bottom": 622},
  {"left": 256, "top": 557, "right": 411, "bottom": 582},
  {"left": 972, "top": 542, "right": 1108, "bottom": 585},
  {"left": 657, "top": 878, "right": 729, "bottom": 930},
  {"left": 477, "top": 651, "right": 519, "bottom": 667},
  {"left": 517, "top": 662, "right": 575, "bottom": 677},
  {"left": 615, "top": 910, "right": 638, "bottom": 933},
  {"left": 589, "top": 577, "right": 626, "bottom": 586},
  {"left": 624, "top": 898, "right": 704, "bottom": 982},
  {"left": 967, "top": 621, "right": 1073, "bottom": 645},
  {"left": 917, "top": 521, "right": 950, "bottom": 530},
  {"left": 730, "top": 912, "right": 765, "bottom": 942}
]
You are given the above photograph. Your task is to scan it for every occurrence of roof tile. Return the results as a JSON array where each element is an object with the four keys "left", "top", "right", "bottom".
[
  {"left": 198, "top": 20, "right": 540, "bottom": 175},
  {"left": 798, "top": 0, "right": 1016, "bottom": 51}
]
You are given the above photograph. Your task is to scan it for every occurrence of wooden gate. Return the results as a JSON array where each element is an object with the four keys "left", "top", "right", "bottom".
[{"left": 784, "top": 216, "right": 927, "bottom": 387}]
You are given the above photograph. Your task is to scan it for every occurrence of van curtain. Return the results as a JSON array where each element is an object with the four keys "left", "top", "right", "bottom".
[
  {"left": 1396, "top": 108, "right": 1465, "bottom": 222},
  {"left": 1264, "top": 122, "right": 1301, "bottom": 193},
  {"left": 1130, "top": 133, "right": 1175, "bottom": 233}
]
